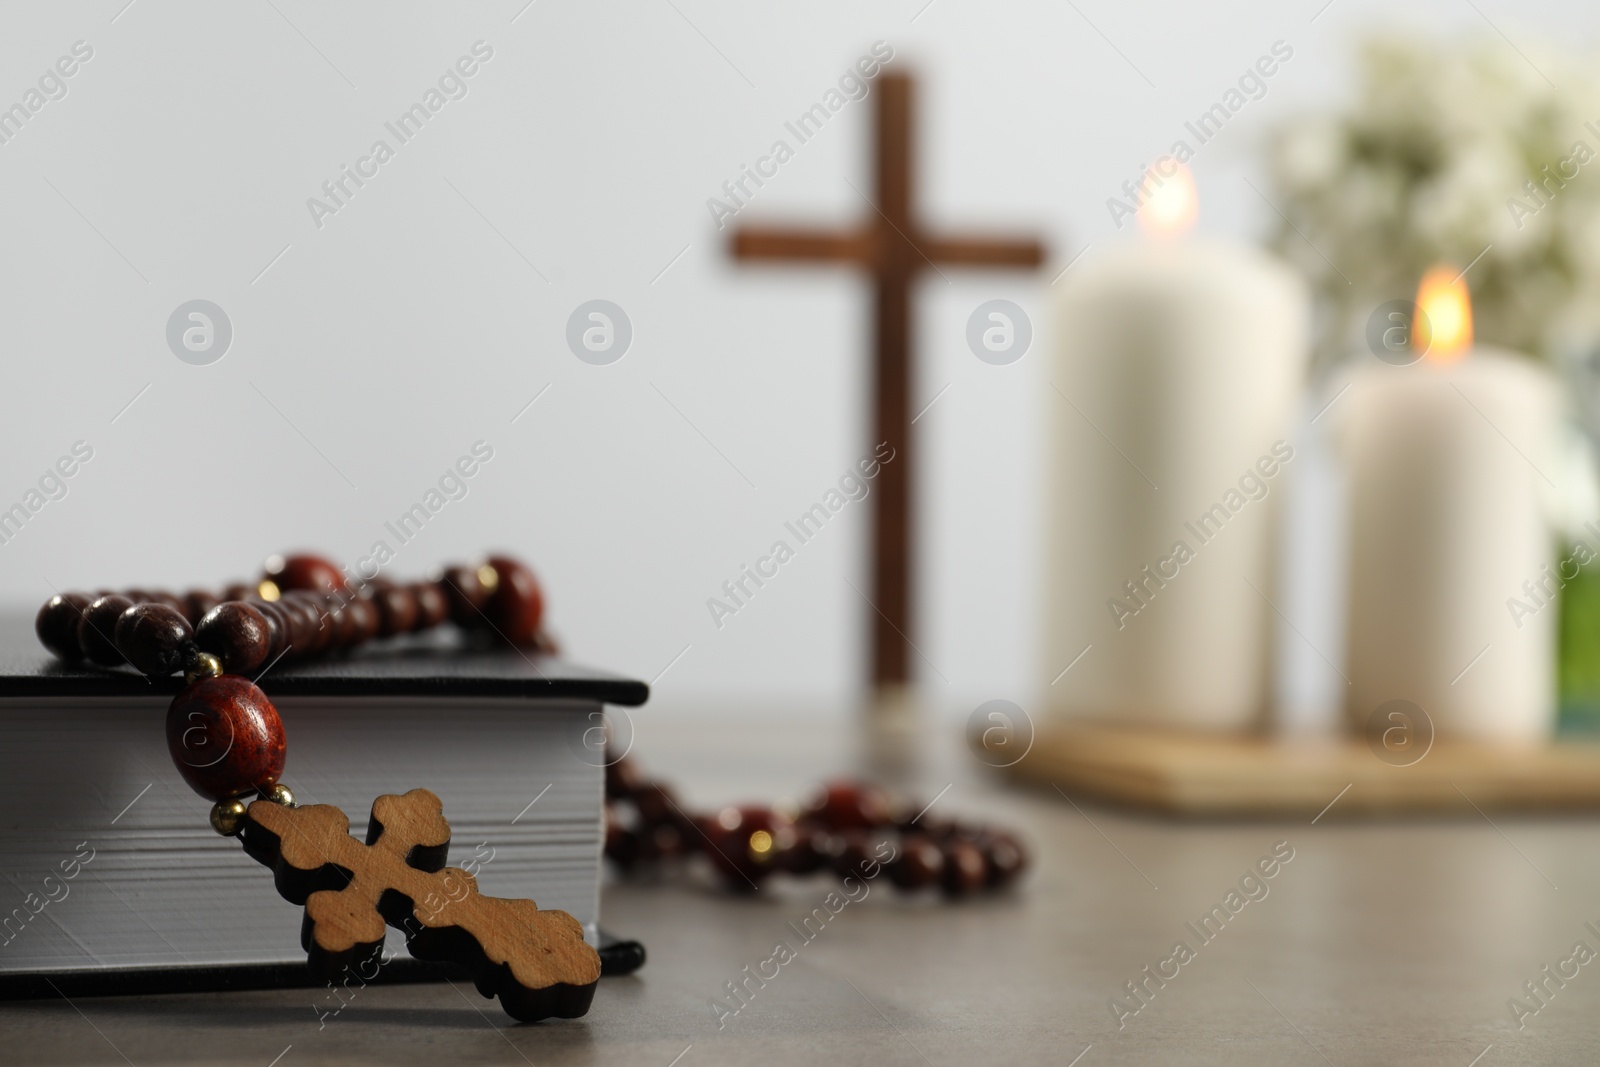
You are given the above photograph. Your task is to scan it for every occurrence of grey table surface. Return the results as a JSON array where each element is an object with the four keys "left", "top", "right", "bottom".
[{"left": 3, "top": 707, "right": 1597, "bottom": 1066}]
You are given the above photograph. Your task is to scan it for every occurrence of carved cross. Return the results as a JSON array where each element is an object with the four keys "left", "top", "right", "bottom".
[{"left": 243, "top": 787, "right": 600, "bottom": 1022}]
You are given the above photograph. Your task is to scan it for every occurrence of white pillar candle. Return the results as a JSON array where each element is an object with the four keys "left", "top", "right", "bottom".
[
  {"left": 1045, "top": 237, "right": 1307, "bottom": 732},
  {"left": 1339, "top": 347, "right": 1561, "bottom": 742}
]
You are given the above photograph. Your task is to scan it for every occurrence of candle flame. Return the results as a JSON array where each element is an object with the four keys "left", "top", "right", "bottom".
[
  {"left": 1415, "top": 266, "right": 1472, "bottom": 363},
  {"left": 1137, "top": 161, "right": 1198, "bottom": 239}
]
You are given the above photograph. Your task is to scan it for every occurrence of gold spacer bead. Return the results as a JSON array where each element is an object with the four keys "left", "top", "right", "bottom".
[
  {"left": 258, "top": 782, "right": 296, "bottom": 808},
  {"left": 210, "top": 797, "right": 249, "bottom": 836},
  {"left": 256, "top": 579, "right": 281, "bottom": 602},
  {"left": 183, "top": 652, "right": 224, "bottom": 685},
  {"left": 476, "top": 562, "right": 499, "bottom": 596}
]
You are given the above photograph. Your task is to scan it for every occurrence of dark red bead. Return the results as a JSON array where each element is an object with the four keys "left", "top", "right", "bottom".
[
  {"left": 195, "top": 602, "right": 272, "bottom": 674},
  {"left": 305, "top": 597, "right": 337, "bottom": 653},
  {"left": 283, "top": 592, "right": 332, "bottom": 653},
  {"left": 632, "top": 783, "right": 684, "bottom": 827},
  {"left": 804, "top": 781, "right": 893, "bottom": 831},
  {"left": 484, "top": 555, "right": 544, "bottom": 645},
  {"left": 368, "top": 584, "right": 417, "bottom": 637},
  {"left": 36, "top": 593, "right": 90, "bottom": 661},
  {"left": 248, "top": 600, "right": 290, "bottom": 662},
  {"left": 78, "top": 595, "right": 134, "bottom": 666},
  {"left": 438, "top": 565, "right": 492, "bottom": 628},
  {"left": 115, "top": 603, "right": 195, "bottom": 677},
  {"left": 275, "top": 594, "right": 321, "bottom": 655},
  {"left": 605, "top": 756, "right": 648, "bottom": 800},
  {"left": 182, "top": 589, "right": 221, "bottom": 626},
  {"left": 222, "top": 582, "right": 257, "bottom": 602},
  {"left": 984, "top": 833, "right": 1028, "bottom": 888},
  {"left": 940, "top": 840, "right": 988, "bottom": 898},
  {"left": 343, "top": 596, "right": 380, "bottom": 644},
  {"left": 264, "top": 553, "right": 347, "bottom": 594},
  {"left": 142, "top": 590, "right": 189, "bottom": 616},
  {"left": 822, "top": 831, "right": 883, "bottom": 880},
  {"left": 779, "top": 827, "right": 828, "bottom": 875},
  {"left": 889, "top": 835, "right": 945, "bottom": 890},
  {"left": 702, "top": 806, "right": 791, "bottom": 887},
  {"left": 313, "top": 594, "right": 350, "bottom": 648},
  {"left": 410, "top": 582, "right": 449, "bottom": 630},
  {"left": 605, "top": 816, "right": 642, "bottom": 870},
  {"left": 643, "top": 822, "right": 686, "bottom": 861},
  {"left": 165, "top": 675, "right": 286, "bottom": 801}
]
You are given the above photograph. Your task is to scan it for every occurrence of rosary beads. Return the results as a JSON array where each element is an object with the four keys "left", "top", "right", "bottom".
[
  {"left": 604, "top": 753, "right": 1029, "bottom": 897},
  {"left": 35, "top": 552, "right": 548, "bottom": 826}
]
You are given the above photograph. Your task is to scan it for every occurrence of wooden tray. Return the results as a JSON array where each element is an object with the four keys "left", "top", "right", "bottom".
[{"left": 1010, "top": 726, "right": 1600, "bottom": 816}]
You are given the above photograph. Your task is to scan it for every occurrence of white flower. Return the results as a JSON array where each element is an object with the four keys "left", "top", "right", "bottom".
[
  {"left": 1277, "top": 118, "right": 1345, "bottom": 192},
  {"left": 1269, "top": 32, "right": 1600, "bottom": 367}
]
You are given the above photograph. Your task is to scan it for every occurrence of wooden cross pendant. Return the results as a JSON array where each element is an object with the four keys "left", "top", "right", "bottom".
[
  {"left": 731, "top": 71, "right": 1044, "bottom": 690},
  {"left": 241, "top": 788, "right": 601, "bottom": 1022}
]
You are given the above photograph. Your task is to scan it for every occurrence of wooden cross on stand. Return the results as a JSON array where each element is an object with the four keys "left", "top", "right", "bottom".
[{"left": 731, "top": 70, "right": 1045, "bottom": 694}]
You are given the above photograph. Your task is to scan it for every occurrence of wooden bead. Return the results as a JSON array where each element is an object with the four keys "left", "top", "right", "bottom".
[
  {"left": 804, "top": 781, "right": 893, "bottom": 831},
  {"left": 273, "top": 595, "right": 319, "bottom": 656},
  {"left": 115, "top": 603, "right": 196, "bottom": 677},
  {"left": 141, "top": 590, "right": 189, "bottom": 616},
  {"left": 165, "top": 675, "right": 286, "bottom": 800},
  {"left": 779, "top": 827, "right": 829, "bottom": 875},
  {"left": 336, "top": 598, "right": 366, "bottom": 646},
  {"left": 631, "top": 783, "right": 690, "bottom": 830},
  {"left": 604, "top": 805, "right": 642, "bottom": 869},
  {"left": 316, "top": 595, "right": 347, "bottom": 650},
  {"left": 343, "top": 596, "right": 380, "bottom": 644},
  {"left": 410, "top": 582, "right": 449, "bottom": 630},
  {"left": 646, "top": 822, "right": 686, "bottom": 859},
  {"left": 222, "top": 582, "right": 257, "bottom": 602},
  {"left": 703, "top": 806, "right": 790, "bottom": 887},
  {"left": 264, "top": 553, "right": 347, "bottom": 593},
  {"left": 438, "top": 565, "right": 490, "bottom": 628},
  {"left": 247, "top": 599, "right": 289, "bottom": 661},
  {"left": 308, "top": 600, "right": 338, "bottom": 652},
  {"left": 319, "top": 596, "right": 353, "bottom": 648},
  {"left": 182, "top": 589, "right": 222, "bottom": 626},
  {"left": 282, "top": 593, "right": 331, "bottom": 653},
  {"left": 369, "top": 584, "right": 417, "bottom": 637},
  {"left": 984, "top": 832, "right": 1028, "bottom": 888},
  {"left": 889, "top": 835, "right": 945, "bottom": 890},
  {"left": 605, "top": 756, "right": 648, "bottom": 800},
  {"left": 35, "top": 593, "right": 90, "bottom": 661},
  {"left": 78, "top": 595, "right": 134, "bottom": 666},
  {"left": 195, "top": 602, "right": 272, "bottom": 675},
  {"left": 940, "top": 840, "right": 988, "bottom": 898},
  {"left": 823, "top": 831, "right": 880, "bottom": 880},
  {"left": 484, "top": 555, "right": 544, "bottom": 645}
]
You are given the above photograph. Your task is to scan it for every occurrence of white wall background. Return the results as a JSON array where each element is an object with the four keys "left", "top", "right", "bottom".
[{"left": 0, "top": 0, "right": 1592, "bottom": 719}]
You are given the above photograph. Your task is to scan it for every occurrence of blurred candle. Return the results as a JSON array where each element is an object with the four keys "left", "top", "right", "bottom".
[
  {"left": 1340, "top": 268, "right": 1561, "bottom": 742},
  {"left": 1045, "top": 164, "right": 1308, "bottom": 731}
]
